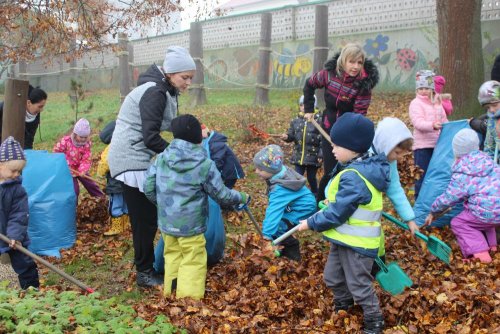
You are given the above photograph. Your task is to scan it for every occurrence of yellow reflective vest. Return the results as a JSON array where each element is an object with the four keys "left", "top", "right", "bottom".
[{"left": 322, "top": 168, "right": 382, "bottom": 252}]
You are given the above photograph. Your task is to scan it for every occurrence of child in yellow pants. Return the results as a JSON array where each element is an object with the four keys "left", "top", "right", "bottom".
[{"left": 144, "top": 115, "right": 248, "bottom": 299}]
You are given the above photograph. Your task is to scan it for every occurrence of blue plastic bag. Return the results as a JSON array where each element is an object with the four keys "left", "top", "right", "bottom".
[
  {"left": 413, "top": 120, "right": 469, "bottom": 227},
  {"left": 22, "top": 151, "right": 77, "bottom": 257}
]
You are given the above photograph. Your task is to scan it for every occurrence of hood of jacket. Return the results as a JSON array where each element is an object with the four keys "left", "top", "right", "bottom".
[
  {"left": 324, "top": 53, "right": 379, "bottom": 92},
  {"left": 0, "top": 176, "right": 22, "bottom": 188},
  {"left": 268, "top": 166, "right": 307, "bottom": 192},
  {"left": 372, "top": 118, "right": 413, "bottom": 156},
  {"left": 163, "top": 139, "right": 208, "bottom": 173},
  {"left": 453, "top": 150, "right": 496, "bottom": 177},
  {"left": 209, "top": 131, "right": 228, "bottom": 144},
  {"left": 137, "top": 64, "right": 177, "bottom": 96},
  {"left": 344, "top": 153, "right": 390, "bottom": 192}
]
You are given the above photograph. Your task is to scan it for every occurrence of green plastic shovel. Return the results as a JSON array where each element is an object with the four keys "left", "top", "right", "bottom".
[
  {"left": 374, "top": 257, "right": 413, "bottom": 296},
  {"left": 382, "top": 212, "right": 451, "bottom": 264}
]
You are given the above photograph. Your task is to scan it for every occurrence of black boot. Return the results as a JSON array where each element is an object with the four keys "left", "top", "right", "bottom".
[
  {"left": 136, "top": 269, "right": 163, "bottom": 288},
  {"left": 363, "top": 314, "right": 384, "bottom": 334},
  {"left": 334, "top": 298, "right": 354, "bottom": 312},
  {"left": 278, "top": 235, "right": 301, "bottom": 261}
]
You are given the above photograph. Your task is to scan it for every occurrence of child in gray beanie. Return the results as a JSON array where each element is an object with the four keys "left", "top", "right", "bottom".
[
  {"left": 252, "top": 144, "right": 316, "bottom": 261},
  {"left": 425, "top": 128, "right": 500, "bottom": 263}
]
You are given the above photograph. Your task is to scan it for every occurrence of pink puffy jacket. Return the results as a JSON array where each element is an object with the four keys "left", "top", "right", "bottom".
[{"left": 409, "top": 94, "right": 448, "bottom": 150}]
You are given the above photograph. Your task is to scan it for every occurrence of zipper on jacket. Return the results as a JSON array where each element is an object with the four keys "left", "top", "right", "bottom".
[{"left": 300, "top": 120, "right": 307, "bottom": 165}]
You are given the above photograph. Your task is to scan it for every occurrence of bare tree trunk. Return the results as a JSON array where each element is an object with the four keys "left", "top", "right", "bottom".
[{"left": 437, "top": 0, "right": 484, "bottom": 119}]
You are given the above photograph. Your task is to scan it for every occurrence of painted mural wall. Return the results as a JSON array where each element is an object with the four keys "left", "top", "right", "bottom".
[
  {"left": 15, "top": 0, "right": 500, "bottom": 93},
  {"left": 202, "top": 21, "right": 500, "bottom": 91}
]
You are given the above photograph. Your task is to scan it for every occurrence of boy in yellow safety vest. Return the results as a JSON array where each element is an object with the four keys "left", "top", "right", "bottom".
[{"left": 297, "top": 112, "right": 390, "bottom": 334}]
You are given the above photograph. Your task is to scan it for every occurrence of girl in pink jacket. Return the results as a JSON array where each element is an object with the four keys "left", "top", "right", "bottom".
[
  {"left": 53, "top": 118, "right": 104, "bottom": 200},
  {"left": 409, "top": 70, "right": 448, "bottom": 199}
]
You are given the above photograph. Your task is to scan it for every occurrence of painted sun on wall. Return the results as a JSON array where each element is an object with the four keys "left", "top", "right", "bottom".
[{"left": 362, "top": 33, "right": 438, "bottom": 91}]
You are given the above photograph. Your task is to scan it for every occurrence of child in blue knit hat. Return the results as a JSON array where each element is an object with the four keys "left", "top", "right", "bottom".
[
  {"left": 296, "top": 112, "right": 390, "bottom": 334},
  {"left": 253, "top": 144, "right": 316, "bottom": 261},
  {"left": 0, "top": 136, "right": 40, "bottom": 289}
]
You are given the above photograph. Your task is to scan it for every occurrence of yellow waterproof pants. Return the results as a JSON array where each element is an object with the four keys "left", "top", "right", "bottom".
[{"left": 162, "top": 233, "right": 207, "bottom": 300}]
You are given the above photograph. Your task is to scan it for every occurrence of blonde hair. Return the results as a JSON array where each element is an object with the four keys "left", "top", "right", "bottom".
[
  {"left": 336, "top": 43, "right": 366, "bottom": 76},
  {"left": 0, "top": 159, "right": 26, "bottom": 171}
]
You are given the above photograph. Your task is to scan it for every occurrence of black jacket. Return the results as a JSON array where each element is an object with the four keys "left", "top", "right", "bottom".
[
  {"left": 0, "top": 101, "right": 39, "bottom": 149},
  {"left": 491, "top": 54, "right": 500, "bottom": 81},
  {"left": 284, "top": 113, "right": 322, "bottom": 166}
]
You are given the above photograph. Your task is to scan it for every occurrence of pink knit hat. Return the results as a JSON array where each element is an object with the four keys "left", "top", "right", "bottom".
[
  {"left": 434, "top": 75, "right": 446, "bottom": 94},
  {"left": 73, "top": 118, "right": 91, "bottom": 137}
]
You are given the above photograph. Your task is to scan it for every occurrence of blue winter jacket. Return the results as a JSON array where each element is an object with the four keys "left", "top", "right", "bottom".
[
  {"left": 144, "top": 139, "right": 242, "bottom": 237},
  {"left": 262, "top": 166, "right": 317, "bottom": 239},
  {"left": 306, "top": 154, "right": 390, "bottom": 257},
  {"left": 0, "top": 177, "right": 30, "bottom": 253},
  {"left": 206, "top": 131, "right": 245, "bottom": 187}
]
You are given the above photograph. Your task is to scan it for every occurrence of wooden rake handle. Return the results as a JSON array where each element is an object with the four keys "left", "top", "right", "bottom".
[
  {"left": 309, "top": 118, "right": 333, "bottom": 146},
  {"left": 0, "top": 233, "right": 95, "bottom": 293}
]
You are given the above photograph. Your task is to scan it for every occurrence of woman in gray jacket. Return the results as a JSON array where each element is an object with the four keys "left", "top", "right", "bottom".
[{"left": 108, "top": 46, "right": 196, "bottom": 288}]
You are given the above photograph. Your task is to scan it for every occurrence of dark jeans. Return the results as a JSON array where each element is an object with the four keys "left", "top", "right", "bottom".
[
  {"left": 294, "top": 164, "right": 319, "bottom": 194},
  {"left": 8, "top": 249, "right": 40, "bottom": 289},
  {"left": 317, "top": 136, "right": 337, "bottom": 202},
  {"left": 413, "top": 148, "right": 434, "bottom": 199},
  {"left": 122, "top": 184, "right": 158, "bottom": 272}
]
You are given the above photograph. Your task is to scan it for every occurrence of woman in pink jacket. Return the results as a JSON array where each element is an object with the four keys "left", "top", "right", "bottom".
[
  {"left": 409, "top": 70, "right": 448, "bottom": 199},
  {"left": 53, "top": 118, "right": 104, "bottom": 201}
]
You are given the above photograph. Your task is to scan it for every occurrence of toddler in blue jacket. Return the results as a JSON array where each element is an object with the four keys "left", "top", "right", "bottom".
[
  {"left": 253, "top": 144, "right": 316, "bottom": 261},
  {"left": 0, "top": 137, "right": 39, "bottom": 289}
]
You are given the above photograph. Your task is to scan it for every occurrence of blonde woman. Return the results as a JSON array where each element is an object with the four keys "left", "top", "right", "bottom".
[{"left": 302, "top": 43, "right": 379, "bottom": 203}]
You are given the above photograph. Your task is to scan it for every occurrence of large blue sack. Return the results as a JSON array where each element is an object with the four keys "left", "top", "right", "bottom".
[
  {"left": 414, "top": 120, "right": 469, "bottom": 227},
  {"left": 22, "top": 151, "right": 77, "bottom": 257}
]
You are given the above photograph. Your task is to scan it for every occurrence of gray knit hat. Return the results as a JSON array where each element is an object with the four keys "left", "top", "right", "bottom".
[
  {"left": 0, "top": 136, "right": 25, "bottom": 162},
  {"left": 415, "top": 70, "right": 435, "bottom": 90},
  {"left": 452, "top": 129, "right": 479, "bottom": 158},
  {"left": 162, "top": 46, "right": 196, "bottom": 74},
  {"left": 253, "top": 144, "right": 284, "bottom": 175}
]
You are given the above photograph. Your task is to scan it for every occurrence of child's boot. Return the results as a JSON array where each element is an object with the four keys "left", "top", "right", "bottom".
[
  {"left": 473, "top": 251, "right": 492, "bottom": 263},
  {"left": 121, "top": 214, "right": 130, "bottom": 232},
  {"left": 363, "top": 314, "right": 384, "bottom": 334},
  {"left": 104, "top": 216, "right": 125, "bottom": 236},
  {"left": 334, "top": 298, "right": 354, "bottom": 313}
]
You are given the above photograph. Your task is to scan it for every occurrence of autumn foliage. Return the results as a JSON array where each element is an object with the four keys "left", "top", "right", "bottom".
[{"left": 35, "top": 92, "right": 499, "bottom": 333}]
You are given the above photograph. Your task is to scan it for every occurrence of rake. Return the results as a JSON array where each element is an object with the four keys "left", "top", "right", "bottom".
[
  {"left": 247, "top": 124, "right": 282, "bottom": 140},
  {"left": 0, "top": 233, "right": 95, "bottom": 293},
  {"left": 382, "top": 212, "right": 452, "bottom": 264}
]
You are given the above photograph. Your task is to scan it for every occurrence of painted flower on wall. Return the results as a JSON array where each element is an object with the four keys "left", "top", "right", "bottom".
[{"left": 364, "top": 34, "right": 389, "bottom": 57}]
